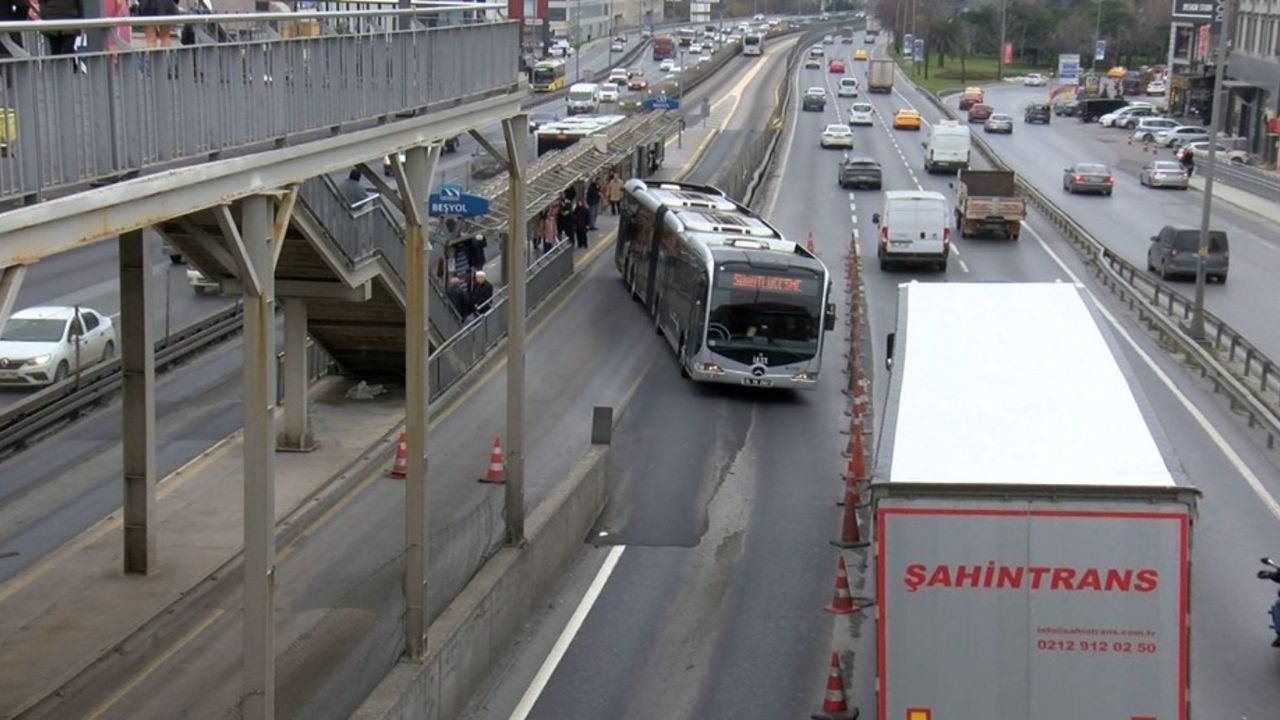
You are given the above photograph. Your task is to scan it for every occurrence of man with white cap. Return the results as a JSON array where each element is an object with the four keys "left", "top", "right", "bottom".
[{"left": 471, "top": 270, "right": 495, "bottom": 314}]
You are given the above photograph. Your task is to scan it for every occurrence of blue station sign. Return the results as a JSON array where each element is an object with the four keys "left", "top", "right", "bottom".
[
  {"left": 428, "top": 182, "right": 490, "bottom": 218},
  {"left": 642, "top": 94, "right": 680, "bottom": 111}
]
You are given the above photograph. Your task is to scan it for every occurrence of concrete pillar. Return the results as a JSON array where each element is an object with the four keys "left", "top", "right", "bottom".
[
  {"left": 502, "top": 114, "right": 530, "bottom": 547},
  {"left": 240, "top": 196, "right": 278, "bottom": 720},
  {"left": 0, "top": 265, "right": 26, "bottom": 329},
  {"left": 119, "top": 229, "right": 156, "bottom": 575},
  {"left": 399, "top": 145, "right": 440, "bottom": 661},
  {"left": 277, "top": 299, "right": 315, "bottom": 452}
]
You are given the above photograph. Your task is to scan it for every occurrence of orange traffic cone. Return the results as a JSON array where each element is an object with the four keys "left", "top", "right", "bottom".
[
  {"left": 833, "top": 487, "right": 869, "bottom": 549},
  {"left": 478, "top": 435, "right": 506, "bottom": 484},
  {"left": 825, "top": 555, "right": 858, "bottom": 614},
  {"left": 388, "top": 432, "right": 407, "bottom": 478},
  {"left": 811, "top": 651, "right": 859, "bottom": 719}
]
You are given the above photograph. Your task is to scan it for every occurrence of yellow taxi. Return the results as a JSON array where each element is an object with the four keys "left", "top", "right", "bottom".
[
  {"left": 892, "top": 108, "right": 922, "bottom": 130},
  {"left": 853, "top": 48, "right": 869, "bottom": 61}
]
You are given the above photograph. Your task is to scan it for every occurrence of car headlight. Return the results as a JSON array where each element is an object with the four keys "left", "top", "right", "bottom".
[
  {"left": 792, "top": 371, "right": 818, "bottom": 381},
  {"left": 29, "top": 354, "right": 50, "bottom": 366},
  {"left": 699, "top": 362, "right": 725, "bottom": 374}
]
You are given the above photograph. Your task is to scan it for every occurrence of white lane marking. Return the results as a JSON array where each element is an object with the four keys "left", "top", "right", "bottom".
[
  {"left": 849, "top": 202, "right": 857, "bottom": 211},
  {"left": 957, "top": 258, "right": 970, "bottom": 273},
  {"left": 851, "top": 214, "right": 858, "bottom": 225},
  {"left": 1022, "top": 221, "right": 1280, "bottom": 522},
  {"left": 510, "top": 545, "right": 627, "bottom": 720},
  {"left": 852, "top": 229, "right": 859, "bottom": 242},
  {"left": 850, "top": 214, "right": 857, "bottom": 226},
  {"left": 848, "top": 192, "right": 855, "bottom": 201}
]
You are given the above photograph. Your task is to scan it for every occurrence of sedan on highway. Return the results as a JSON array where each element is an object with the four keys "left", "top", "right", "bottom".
[
  {"left": 802, "top": 87, "right": 827, "bottom": 111},
  {"left": 1155, "top": 125, "right": 1209, "bottom": 147},
  {"left": 0, "top": 306, "right": 116, "bottom": 386},
  {"left": 820, "top": 124, "right": 855, "bottom": 148},
  {"left": 838, "top": 155, "right": 883, "bottom": 189},
  {"left": 598, "top": 83, "right": 620, "bottom": 103},
  {"left": 829, "top": 58, "right": 846, "bottom": 73},
  {"left": 804, "top": 56, "right": 821, "bottom": 69},
  {"left": 627, "top": 74, "right": 648, "bottom": 91},
  {"left": 1138, "top": 160, "right": 1190, "bottom": 189},
  {"left": 966, "top": 103, "right": 993, "bottom": 123},
  {"left": 853, "top": 48, "right": 868, "bottom": 61},
  {"left": 1130, "top": 117, "right": 1180, "bottom": 143},
  {"left": 610, "top": 40, "right": 624, "bottom": 52},
  {"left": 1062, "top": 163, "right": 1115, "bottom": 195},
  {"left": 983, "top": 113, "right": 1014, "bottom": 134},
  {"left": 848, "top": 102, "right": 874, "bottom": 125},
  {"left": 659, "top": 58, "right": 675, "bottom": 72},
  {"left": 1146, "top": 79, "right": 1167, "bottom": 95},
  {"left": 892, "top": 108, "right": 922, "bottom": 130},
  {"left": 1023, "top": 73, "right": 1047, "bottom": 86}
]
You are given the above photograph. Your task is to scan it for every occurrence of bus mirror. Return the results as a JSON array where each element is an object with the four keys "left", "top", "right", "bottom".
[
  {"left": 871, "top": 213, "right": 880, "bottom": 225},
  {"left": 885, "top": 331, "right": 896, "bottom": 371},
  {"left": 824, "top": 303, "right": 837, "bottom": 332}
]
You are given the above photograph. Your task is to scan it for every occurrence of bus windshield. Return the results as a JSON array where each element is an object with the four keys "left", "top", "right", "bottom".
[
  {"left": 705, "top": 265, "right": 822, "bottom": 365},
  {"left": 744, "top": 35, "right": 760, "bottom": 46},
  {"left": 533, "top": 67, "right": 557, "bottom": 84}
]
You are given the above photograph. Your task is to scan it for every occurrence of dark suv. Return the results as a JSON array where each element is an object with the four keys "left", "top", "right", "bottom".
[
  {"left": 802, "top": 88, "right": 827, "bottom": 111},
  {"left": 838, "top": 156, "right": 883, "bottom": 189},
  {"left": 1147, "top": 226, "right": 1230, "bottom": 283},
  {"left": 1024, "top": 102, "right": 1051, "bottom": 124}
]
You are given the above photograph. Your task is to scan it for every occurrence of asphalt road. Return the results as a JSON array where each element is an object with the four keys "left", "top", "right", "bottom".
[
  {"left": 470, "top": 33, "right": 1280, "bottom": 720},
  {"left": 51, "top": 35, "right": 799, "bottom": 720},
  {"left": 956, "top": 81, "right": 1280, "bottom": 362}
]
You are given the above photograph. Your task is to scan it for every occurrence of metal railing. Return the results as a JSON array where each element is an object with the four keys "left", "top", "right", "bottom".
[
  {"left": 919, "top": 87, "right": 1280, "bottom": 450},
  {"left": 1205, "top": 160, "right": 1280, "bottom": 204},
  {"left": 0, "top": 11, "right": 519, "bottom": 204}
]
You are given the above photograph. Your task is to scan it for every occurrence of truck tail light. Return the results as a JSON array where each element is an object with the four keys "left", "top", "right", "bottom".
[
  {"left": 1170, "top": 248, "right": 1179, "bottom": 257},
  {"left": 1106, "top": 175, "right": 1115, "bottom": 184},
  {"left": 943, "top": 227, "right": 951, "bottom": 248},
  {"left": 879, "top": 226, "right": 888, "bottom": 249}
]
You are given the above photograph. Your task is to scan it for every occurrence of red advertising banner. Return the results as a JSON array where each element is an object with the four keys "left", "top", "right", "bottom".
[{"left": 1002, "top": 41, "right": 1013, "bottom": 64}]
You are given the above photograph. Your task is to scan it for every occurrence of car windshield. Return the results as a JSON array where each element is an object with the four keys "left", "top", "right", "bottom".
[
  {"left": 990, "top": 114, "right": 1011, "bottom": 121},
  {"left": 1151, "top": 162, "right": 1183, "bottom": 171},
  {"left": 569, "top": 89, "right": 595, "bottom": 102},
  {"left": 1173, "top": 230, "right": 1227, "bottom": 253},
  {"left": 706, "top": 266, "right": 823, "bottom": 365},
  {"left": 807, "top": 88, "right": 824, "bottom": 95},
  {"left": 1074, "top": 164, "right": 1109, "bottom": 174},
  {"left": 602, "top": 84, "right": 618, "bottom": 92},
  {"left": 825, "top": 125, "right": 849, "bottom": 133},
  {"left": 0, "top": 317, "right": 67, "bottom": 342},
  {"left": 852, "top": 104, "right": 872, "bottom": 112}
]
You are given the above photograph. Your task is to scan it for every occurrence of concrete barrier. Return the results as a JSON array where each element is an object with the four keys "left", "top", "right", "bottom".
[{"left": 351, "top": 444, "right": 610, "bottom": 720}]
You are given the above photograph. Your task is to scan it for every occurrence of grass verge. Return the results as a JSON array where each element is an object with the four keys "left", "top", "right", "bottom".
[{"left": 890, "top": 50, "right": 1051, "bottom": 95}]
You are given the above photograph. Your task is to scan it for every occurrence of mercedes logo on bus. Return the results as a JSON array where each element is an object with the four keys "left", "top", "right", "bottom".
[
  {"left": 751, "top": 353, "right": 768, "bottom": 377},
  {"left": 750, "top": 365, "right": 766, "bottom": 377}
]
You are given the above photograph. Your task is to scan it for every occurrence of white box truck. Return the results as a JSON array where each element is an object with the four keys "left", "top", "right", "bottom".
[
  {"left": 874, "top": 282, "right": 1198, "bottom": 720},
  {"left": 922, "top": 119, "right": 970, "bottom": 173}
]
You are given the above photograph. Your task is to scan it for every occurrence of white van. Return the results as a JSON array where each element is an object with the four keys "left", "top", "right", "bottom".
[
  {"left": 566, "top": 82, "right": 600, "bottom": 115},
  {"left": 922, "top": 120, "right": 971, "bottom": 173},
  {"left": 837, "top": 77, "right": 859, "bottom": 97},
  {"left": 873, "top": 191, "right": 951, "bottom": 272}
]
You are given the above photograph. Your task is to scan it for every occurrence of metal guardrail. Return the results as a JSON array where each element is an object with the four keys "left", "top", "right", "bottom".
[
  {"left": 1206, "top": 161, "right": 1280, "bottom": 204},
  {"left": 0, "top": 14, "right": 519, "bottom": 204},
  {"left": 919, "top": 87, "right": 1280, "bottom": 450}
]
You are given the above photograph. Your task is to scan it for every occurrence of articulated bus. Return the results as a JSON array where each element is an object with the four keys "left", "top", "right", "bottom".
[
  {"left": 531, "top": 60, "right": 567, "bottom": 92},
  {"left": 652, "top": 34, "right": 676, "bottom": 60},
  {"left": 616, "top": 179, "right": 836, "bottom": 390},
  {"left": 743, "top": 33, "right": 764, "bottom": 56}
]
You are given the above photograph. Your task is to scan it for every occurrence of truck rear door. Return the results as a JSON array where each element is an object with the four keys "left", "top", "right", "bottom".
[{"left": 888, "top": 198, "right": 946, "bottom": 256}]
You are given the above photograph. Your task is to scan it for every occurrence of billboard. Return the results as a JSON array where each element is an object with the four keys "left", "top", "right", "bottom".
[
  {"left": 1057, "top": 53, "right": 1081, "bottom": 83},
  {"left": 877, "top": 500, "right": 1189, "bottom": 720},
  {"left": 1172, "top": 0, "right": 1214, "bottom": 20}
]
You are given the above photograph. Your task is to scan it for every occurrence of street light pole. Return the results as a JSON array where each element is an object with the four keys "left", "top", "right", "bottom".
[
  {"left": 574, "top": 0, "right": 582, "bottom": 82},
  {"left": 1188, "top": 0, "right": 1234, "bottom": 341},
  {"left": 996, "top": 0, "right": 1007, "bottom": 81},
  {"left": 1092, "top": 0, "right": 1103, "bottom": 72}
]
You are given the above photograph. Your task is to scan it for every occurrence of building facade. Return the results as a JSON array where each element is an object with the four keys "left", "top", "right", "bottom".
[{"left": 545, "top": 0, "right": 663, "bottom": 43}]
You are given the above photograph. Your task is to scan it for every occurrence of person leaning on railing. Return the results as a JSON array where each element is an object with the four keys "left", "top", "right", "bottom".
[
  {"left": 36, "top": 0, "right": 82, "bottom": 56},
  {"left": 0, "top": 0, "right": 29, "bottom": 57},
  {"left": 136, "top": 0, "right": 177, "bottom": 48}
]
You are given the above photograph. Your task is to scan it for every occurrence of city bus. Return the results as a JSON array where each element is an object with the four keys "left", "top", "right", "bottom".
[
  {"left": 652, "top": 34, "right": 676, "bottom": 60},
  {"left": 616, "top": 179, "right": 836, "bottom": 389},
  {"left": 534, "top": 115, "right": 627, "bottom": 156},
  {"left": 531, "top": 60, "right": 567, "bottom": 92},
  {"left": 743, "top": 33, "right": 764, "bottom": 56}
]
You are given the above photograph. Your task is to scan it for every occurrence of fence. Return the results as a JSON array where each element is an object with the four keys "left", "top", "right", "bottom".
[{"left": 0, "top": 12, "right": 519, "bottom": 204}]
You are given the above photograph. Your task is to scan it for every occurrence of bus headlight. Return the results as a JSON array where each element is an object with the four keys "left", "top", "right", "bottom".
[
  {"left": 792, "top": 371, "right": 818, "bottom": 382},
  {"left": 699, "top": 362, "right": 725, "bottom": 374}
]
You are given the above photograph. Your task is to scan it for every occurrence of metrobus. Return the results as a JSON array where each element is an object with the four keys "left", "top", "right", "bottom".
[
  {"left": 531, "top": 60, "right": 567, "bottom": 92},
  {"left": 743, "top": 33, "right": 764, "bottom": 56},
  {"left": 652, "top": 34, "right": 676, "bottom": 60},
  {"left": 677, "top": 28, "right": 697, "bottom": 47},
  {"left": 616, "top": 179, "right": 836, "bottom": 389},
  {"left": 534, "top": 114, "right": 627, "bottom": 156}
]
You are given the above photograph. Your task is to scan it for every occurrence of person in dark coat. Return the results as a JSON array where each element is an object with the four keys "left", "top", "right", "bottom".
[
  {"left": 563, "top": 184, "right": 577, "bottom": 205},
  {"left": 38, "top": 0, "right": 82, "bottom": 57},
  {"left": 1180, "top": 149, "right": 1195, "bottom": 177},
  {"left": 0, "top": 0, "right": 29, "bottom": 58},
  {"left": 471, "top": 270, "right": 495, "bottom": 314},
  {"left": 586, "top": 179, "right": 602, "bottom": 230},
  {"left": 556, "top": 200, "right": 574, "bottom": 244},
  {"left": 447, "top": 275, "right": 473, "bottom": 319},
  {"left": 572, "top": 198, "right": 590, "bottom": 249}
]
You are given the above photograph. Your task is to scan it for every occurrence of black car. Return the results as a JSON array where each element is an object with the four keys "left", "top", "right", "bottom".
[
  {"left": 1076, "top": 98, "right": 1127, "bottom": 123},
  {"left": 1053, "top": 99, "right": 1080, "bottom": 117},
  {"left": 802, "top": 88, "right": 827, "bottom": 111},
  {"left": 838, "top": 156, "right": 882, "bottom": 189},
  {"left": 1024, "top": 102, "right": 1051, "bottom": 124}
]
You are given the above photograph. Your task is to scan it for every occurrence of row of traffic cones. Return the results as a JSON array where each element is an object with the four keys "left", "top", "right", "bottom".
[{"left": 388, "top": 432, "right": 507, "bottom": 484}]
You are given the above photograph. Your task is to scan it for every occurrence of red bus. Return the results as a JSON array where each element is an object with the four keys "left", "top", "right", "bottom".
[{"left": 652, "top": 35, "right": 675, "bottom": 60}]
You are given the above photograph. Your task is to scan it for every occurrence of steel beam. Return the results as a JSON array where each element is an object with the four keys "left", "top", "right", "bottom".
[
  {"left": 501, "top": 114, "right": 529, "bottom": 547},
  {"left": 119, "top": 229, "right": 156, "bottom": 575},
  {"left": 468, "top": 128, "right": 511, "bottom": 172},
  {"left": 397, "top": 144, "right": 440, "bottom": 661},
  {"left": 238, "top": 195, "right": 278, "bottom": 720},
  {"left": 278, "top": 300, "right": 315, "bottom": 453},
  {"left": 271, "top": 186, "right": 299, "bottom": 270},
  {"left": 219, "top": 279, "right": 372, "bottom": 301},
  {"left": 0, "top": 265, "right": 26, "bottom": 329},
  {"left": 0, "top": 93, "right": 520, "bottom": 267}
]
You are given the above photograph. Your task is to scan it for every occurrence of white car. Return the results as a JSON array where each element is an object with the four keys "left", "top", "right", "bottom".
[
  {"left": 0, "top": 306, "right": 116, "bottom": 386},
  {"left": 1180, "top": 141, "right": 1250, "bottom": 164},
  {"left": 659, "top": 58, "right": 675, "bottom": 72},
  {"left": 610, "top": 40, "right": 625, "bottom": 52},
  {"left": 598, "top": 83, "right": 620, "bottom": 102},
  {"left": 608, "top": 68, "right": 628, "bottom": 84},
  {"left": 848, "top": 102, "right": 874, "bottom": 126},
  {"left": 1022, "top": 73, "right": 1047, "bottom": 87},
  {"left": 820, "top": 124, "right": 855, "bottom": 148},
  {"left": 689, "top": 42, "right": 703, "bottom": 54},
  {"left": 837, "top": 77, "right": 859, "bottom": 97},
  {"left": 804, "top": 56, "right": 821, "bottom": 69},
  {"left": 1130, "top": 117, "right": 1180, "bottom": 142},
  {"left": 1099, "top": 103, "right": 1155, "bottom": 128},
  {"left": 1146, "top": 79, "right": 1167, "bottom": 95},
  {"left": 698, "top": 52, "right": 713, "bottom": 64},
  {"left": 1155, "top": 125, "right": 1209, "bottom": 147}
]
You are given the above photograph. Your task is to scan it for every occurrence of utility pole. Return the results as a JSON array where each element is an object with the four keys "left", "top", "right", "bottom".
[
  {"left": 1092, "top": 0, "right": 1103, "bottom": 72},
  {"left": 996, "top": 0, "right": 1008, "bottom": 81},
  {"left": 1188, "top": 0, "right": 1234, "bottom": 341}
]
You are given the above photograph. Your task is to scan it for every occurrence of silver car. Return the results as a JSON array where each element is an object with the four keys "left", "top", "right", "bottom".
[
  {"left": 1063, "top": 163, "right": 1115, "bottom": 195},
  {"left": 983, "top": 113, "right": 1013, "bottom": 134},
  {"left": 1139, "top": 160, "right": 1189, "bottom": 190}
]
